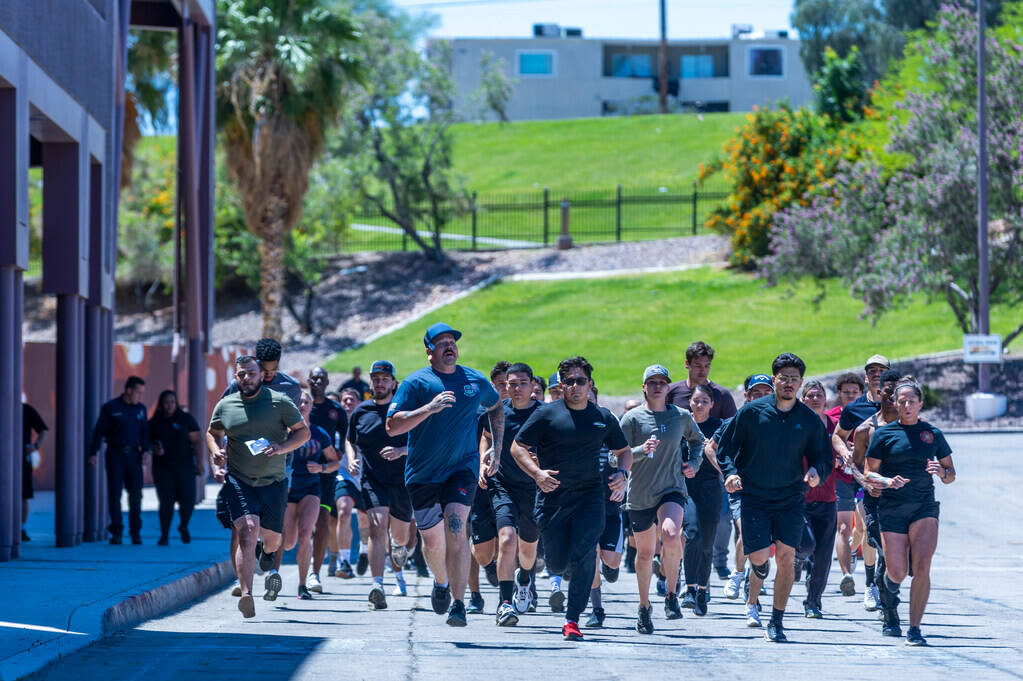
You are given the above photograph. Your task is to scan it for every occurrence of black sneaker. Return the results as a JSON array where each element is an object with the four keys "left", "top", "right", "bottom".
[
  {"left": 694, "top": 589, "right": 708, "bottom": 617},
  {"left": 259, "top": 547, "right": 276, "bottom": 573},
  {"left": 584, "top": 607, "right": 605, "bottom": 628},
  {"left": 681, "top": 587, "right": 697, "bottom": 610},
  {"left": 905, "top": 626, "right": 927, "bottom": 646},
  {"left": 467, "top": 591, "right": 485, "bottom": 614},
  {"left": 297, "top": 585, "right": 313, "bottom": 600},
  {"left": 368, "top": 584, "right": 387, "bottom": 610},
  {"left": 766, "top": 619, "right": 788, "bottom": 642},
  {"left": 109, "top": 535, "right": 123, "bottom": 545},
  {"left": 601, "top": 563, "right": 620, "bottom": 583},
  {"left": 131, "top": 536, "right": 142, "bottom": 545},
  {"left": 157, "top": 535, "right": 169, "bottom": 546},
  {"left": 263, "top": 571, "right": 282, "bottom": 601},
  {"left": 179, "top": 526, "right": 191, "bottom": 544},
  {"left": 21, "top": 529, "right": 31, "bottom": 541},
  {"left": 484, "top": 561, "right": 499, "bottom": 587},
  {"left": 882, "top": 604, "right": 902, "bottom": 637},
  {"left": 431, "top": 583, "right": 452, "bottom": 614},
  {"left": 636, "top": 604, "right": 655, "bottom": 634},
  {"left": 447, "top": 599, "right": 468, "bottom": 627},
  {"left": 356, "top": 552, "right": 369, "bottom": 576},
  {"left": 665, "top": 593, "right": 683, "bottom": 620}
]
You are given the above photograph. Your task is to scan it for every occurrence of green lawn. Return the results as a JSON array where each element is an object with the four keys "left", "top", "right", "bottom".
[{"left": 325, "top": 267, "right": 1015, "bottom": 396}]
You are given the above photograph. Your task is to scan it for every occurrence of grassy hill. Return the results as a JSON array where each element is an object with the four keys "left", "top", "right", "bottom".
[{"left": 325, "top": 267, "right": 1014, "bottom": 396}]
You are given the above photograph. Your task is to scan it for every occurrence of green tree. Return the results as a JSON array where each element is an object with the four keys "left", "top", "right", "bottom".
[
  {"left": 791, "top": 0, "right": 900, "bottom": 84},
  {"left": 813, "top": 46, "right": 867, "bottom": 124},
  {"left": 123, "top": 30, "right": 176, "bottom": 189},
  {"left": 216, "top": 0, "right": 360, "bottom": 339}
]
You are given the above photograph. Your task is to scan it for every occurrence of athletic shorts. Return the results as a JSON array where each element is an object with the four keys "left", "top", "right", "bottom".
[
  {"left": 739, "top": 492, "right": 804, "bottom": 554},
  {"left": 334, "top": 478, "right": 364, "bottom": 512},
  {"left": 599, "top": 503, "right": 625, "bottom": 553},
  {"left": 470, "top": 479, "right": 497, "bottom": 545},
  {"left": 216, "top": 485, "right": 232, "bottom": 529},
  {"left": 319, "top": 475, "right": 336, "bottom": 514},
  {"left": 288, "top": 479, "right": 321, "bottom": 505},
  {"left": 360, "top": 474, "right": 413, "bottom": 524},
  {"left": 727, "top": 490, "right": 742, "bottom": 522},
  {"left": 835, "top": 477, "right": 859, "bottom": 513},
  {"left": 628, "top": 491, "right": 688, "bottom": 534},
  {"left": 490, "top": 480, "right": 539, "bottom": 544},
  {"left": 861, "top": 493, "right": 883, "bottom": 550},
  {"left": 879, "top": 499, "right": 939, "bottom": 535},
  {"left": 219, "top": 474, "right": 288, "bottom": 534},
  {"left": 407, "top": 467, "right": 477, "bottom": 531}
]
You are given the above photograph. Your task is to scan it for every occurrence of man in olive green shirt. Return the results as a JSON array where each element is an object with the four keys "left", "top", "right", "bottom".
[{"left": 208, "top": 355, "right": 309, "bottom": 618}]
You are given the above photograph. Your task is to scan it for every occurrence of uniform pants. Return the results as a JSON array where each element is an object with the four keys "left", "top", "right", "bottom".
[
  {"left": 537, "top": 491, "right": 604, "bottom": 623},
  {"left": 106, "top": 452, "right": 143, "bottom": 538},
  {"left": 153, "top": 465, "right": 197, "bottom": 537},
  {"left": 796, "top": 500, "right": 837, "bottom": 610},
  {"left": 683, "top": 476, "right": 723, "bottom": 588},
  {"left": 712, "top": 481, "right": 732, "bottom": 570}
]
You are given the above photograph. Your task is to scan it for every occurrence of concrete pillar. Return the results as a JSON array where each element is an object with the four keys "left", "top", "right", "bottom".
[
  {"left": 55, "top": 295, "right": 83, "bottom": 547},
  {"left": 84, "top": 304, "right": 103, "bottom": 542},
  {"left": 0, "top": 267, "right": 16, "bottom": 562},
  {"left": 12, "top": 268, "right": 24, "bottom": 558}
]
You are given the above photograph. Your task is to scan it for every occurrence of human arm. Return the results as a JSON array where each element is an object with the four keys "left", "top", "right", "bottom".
[
  {"left": 308, "top": 444, "right": 340, "bottom": 474},
  {"left": 715, "top": 416, "right": 742, "bottom": 492},
  {"left": 385, "top": 391, "right": 455, "bottom": 436},
  {"left": 88, "top": 403, "right": 111, "bottom": 465},
  {"left": 345, "top": 439, "right": 361, "bottom": 477},
  {"left": 484, "top": 401, "right": 504, "bottom": 475},
  {"left": 511, "top": 440, "right": 559, "bottom": 493},
  {"left": 927, "top": 454, "right": 955, "bottom": 484},
  {"left": 863, "top": 456, "right": 909, "bottom": 490},
  {"left": 263, "top": 421, "right": 310, "bottom": 457},
  {"left": 681, "top": 412, "right": 704, "bottom": 478}
]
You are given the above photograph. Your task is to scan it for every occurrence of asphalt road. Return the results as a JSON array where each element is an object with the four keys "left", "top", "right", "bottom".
[{"left": 28, "top": 434, "right": 1023, "bottom": 681}]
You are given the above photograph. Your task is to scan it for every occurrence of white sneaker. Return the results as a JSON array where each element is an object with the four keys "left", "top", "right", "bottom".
[
  {"left": 307, "top": 572, "right": 323, "bottom": 593},
  {"left": 391, "top": 543, "right": 409, "bottom": 571},
  {"left": 514, "top": 570, "right": 532, "bottom": 613},
  {"left": 864, "top": 584, "right": 880, "bottom": 611},
  {"left": 746, "top": 603, "right": 762, "bottom": 628},
  {"left": 724, "top": 570, "right": 744, "bottom": 599},
  {"left": 392, "top": 579, "right": 407, "bottom": 597}
]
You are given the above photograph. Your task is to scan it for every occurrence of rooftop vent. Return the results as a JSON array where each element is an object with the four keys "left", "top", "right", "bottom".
[{"left": 533, "top": 23, "right": 561, "bottom": 38}]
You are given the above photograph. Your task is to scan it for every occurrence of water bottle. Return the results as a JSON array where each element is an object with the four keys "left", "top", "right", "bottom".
[{"left": 648, "top": 432, "right": 658, "bottom": 459}]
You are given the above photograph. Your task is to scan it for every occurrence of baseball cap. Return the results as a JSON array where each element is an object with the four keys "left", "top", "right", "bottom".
[
  {"left": 369, "top": 360, "right": 395, "bottom": 378},
  {"left": 424, "top": 322, "right": 462, "bottom": 348},
  {"left": 548, "top": 372, "right": 561, "bottom": 388},
  {"left": 864, "top": 354, "right": 891, "bottom": 369},
  {"left": 747, "top": 374, "right": 774, "bottom": 390},
  {"left": 643, "top": 364, "right": 671, "bottom": 383}
]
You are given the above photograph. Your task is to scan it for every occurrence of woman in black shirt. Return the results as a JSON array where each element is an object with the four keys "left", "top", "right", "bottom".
[{"left": 149, "top": 390, "right": 201, "bottom": 545}]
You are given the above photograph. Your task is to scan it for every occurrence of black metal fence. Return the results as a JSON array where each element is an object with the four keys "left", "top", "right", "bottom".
[{"left": 337, "top": 179, "right": 731, "bottom": 253}]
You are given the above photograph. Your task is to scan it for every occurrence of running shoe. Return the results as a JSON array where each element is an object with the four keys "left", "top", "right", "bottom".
[
  {"left": 131, "top": 535, "right": 142, "bottom": 545},
  {"left": 724, "top": 571, "right": 743, "bottom": 599},
  {"left": 484, "top": 561, "right": 499, "bottom": 587},
  {"left": 636, "top": 604, "right": 655, "bottom": 634},
  {"left": 467, "top": 591, "right": 485, "bottom": 615},
  {"left": 864, "top": 584, "right": 880, "bottom": 611},
  {"left": 656, "top": 577, "right": 667, "bottom": 597},
  {"left": 694, "top": 589, "right": 708, "bottom": 616},
  {"left": 179, "top": 526, "right": 191, "bottom": 544},
  {"left": 231, "top": 582, "right": 242, "bottom": 597},
  {"left": 336, "top": 560, "right": 355, "bottom": 579},
  {"left": 652, "top": 555, "right": 664, "bottom": 579},
  {"left": 157, "top": 535, "right": 169, "bottom": 546},
  {"left": 392, "top": 577, "right": 408, "bottom": 597},
  {"left": 905, "top": 626, "right": 927, "bottom": 646},
  {"left": 715, "top": 565, "right": 731, "bottom": 580},
  {"left": 369, "top": 583, "right": 387, "bottom": 610},
  {"left": 584, "top": 607, "right": 605, "bottom": 628},
  {"left": 681, "top": 587, "right": 697, "bottom": 610},
  {"left": 549, "top": 583, "right": 566, "bottom": 612},
  {"left": 109, "top": 535, "right": 123, "bottom": 545},
  {"left": 840, "top": 574, "right": 856, "bottom": 596},
  {"left": 257, "top": 541, "right": 275, "bottom": 573},
  {"left": 562, "top": 621, "right": 584, "bottom": 641},
  {"left": 238, "top": 594, "right": 255, "bottom": 618},
  {"left": 514, "top": 571, "right": 532, "bottom": 613},
  {"left": 804, "top": 605, "right": 823, "bottom": 619},
  {"left": 298, "top": 585, "right": 313, "bottom": 600},
  {"left": 882, "top": 607, "right": 902, "bottom": 638},
  {"left": 356, "top": 551, "right": 369, "bottom": 576},
  {"left": 447, "top": 599, "right": 468, "bottom": 627},
  {"left": 263, "top": 571, "right": 282, "bottom": 601},
  {"left": 391, "top": 543, "right": 409, "bottom": 571},
  {"left": 745, "top": 603, "right": 762, "bottom": 628},
  {"left": 431, "top": 583, "right": 452, "bottom": 614},
  {"left": 496, "top": 601, "right": 519, "bottom": 627},
  {"left": 766, "top": 619, "right": 788, "bottom": 642},
  {"left": 307, "top": 572, "right": 323, "bottom": 594},
  {"left": 601, "top": 563, "right": 620, "bottom": 583},
  {"left": 664, "top": 593, "right": 683, "bottom": 620}
]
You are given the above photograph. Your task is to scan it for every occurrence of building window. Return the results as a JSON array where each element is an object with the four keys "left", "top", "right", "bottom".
[
  {"left": 517, "top": 51, "right": 555, "bottom": 77},
  {"left": 611, "top": 54, "right": 652, "bottom": 78},
  {"left": 747, "top": 47, "right": 784, "bottom": 78},
  {"left": 681, "top": 54, "right": 714, "bottom": 79}
]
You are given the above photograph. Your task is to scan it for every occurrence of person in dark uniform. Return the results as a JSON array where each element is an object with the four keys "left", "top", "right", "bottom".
[
  {"left": 89, "top": 376, "right": 150, "bottom": 544},
  {"left": 149, "top": 390, "right": 201, "bottom": 546},
  {"left": 340, "top": 365, "right": 371, "bottom": 401},
  {"left": 22, "top": 402, "right": 49, "bottom": 541}
]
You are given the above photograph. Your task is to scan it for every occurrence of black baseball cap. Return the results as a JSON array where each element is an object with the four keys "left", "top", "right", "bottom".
[{"left": 370, "top": 360, "right": 396, "bottom": 378}]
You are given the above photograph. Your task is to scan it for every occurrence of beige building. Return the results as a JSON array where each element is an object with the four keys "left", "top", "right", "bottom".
[{"left": 444, "top": 28, "right": 813, "bottom": 120}]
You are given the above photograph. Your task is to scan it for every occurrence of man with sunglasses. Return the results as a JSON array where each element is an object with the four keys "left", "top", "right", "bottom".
[
  {"left": 511, "top": 356, "right": 630, "bottom": 641},
  {"left": 386, "top": 323, "right": 504, "bottom": 627}
]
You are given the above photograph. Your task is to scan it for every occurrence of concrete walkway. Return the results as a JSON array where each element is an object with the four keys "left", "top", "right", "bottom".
[{"left": 1, "top": 484, "right": 231, "bottom": 681}]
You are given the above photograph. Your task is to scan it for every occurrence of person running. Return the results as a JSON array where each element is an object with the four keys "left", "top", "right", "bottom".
[
  {"left": 479, "top": 362, "right": 543, "bottom": 626},
  {"left": 386, "top": 322, "right": 503, "bottom": 627},
  {"left": 530, "top": 375, "right": 546, "bottom": 402},
  {"left": 149, "top": 390, "right": 201, "bottom": 546},
  {"left": 619, "top": 365, "right": 703, "bottom": 634},
  {"left": 667, "top": 341, "right": 738, "bottom": 420},
  {"left": 207, "top": 355, "right": 309, "bottom": 618},
  {"left": 333, "top": 441, "right": 363, "bottom": 580},
  {"left": 793, "top": 380, "right": 839, "bottom": 619},
  {"left": 827, "top": 372, "right": 867, "bottom": 599},
  {"left": 307, "top": 367, "right": 348, "bottom": 591},
  {"left": 21, "top": 401, "right": 48, "bottom": 541},
  {"left": 511, "top": 356, "right": 629, "bottom": 642},
  {"left": 717, "top": 353, "right": 832, "bottom": 642},
  {"left": 681, "top": 383, "right": 724, "bottom": 615},
  {"left": 864, "top": 377, "right": 954, "bottom": 646},
  {"left": 348, "top": 361, "right": 414, "bottom": 607},
  {"left": 274, "top": 390, "right": 339, "bottom": 600}
]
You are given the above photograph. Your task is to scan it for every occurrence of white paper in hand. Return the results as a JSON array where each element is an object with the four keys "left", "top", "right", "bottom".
[{"left": 245, "top": 438, "right": 271, "bottom": 456}]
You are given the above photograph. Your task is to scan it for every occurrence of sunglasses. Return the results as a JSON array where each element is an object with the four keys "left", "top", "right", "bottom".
[{"left": 561, "top": 377, "right": 589, "bottom": 387}]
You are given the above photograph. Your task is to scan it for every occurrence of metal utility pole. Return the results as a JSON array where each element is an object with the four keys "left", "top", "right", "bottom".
[
  {"left": 658, "top": 0, "right": 668, "bottom": 114},
  {"left": 977, "top": 0, "right": 991, "bottom": 392}
]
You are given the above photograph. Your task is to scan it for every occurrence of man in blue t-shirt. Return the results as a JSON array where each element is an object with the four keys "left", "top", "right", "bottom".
[{"left": 386, "top": 322, "right": 504, "bottom": 627}]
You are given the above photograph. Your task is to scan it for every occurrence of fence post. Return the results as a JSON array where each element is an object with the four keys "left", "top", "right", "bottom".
[
  {"left": 557, "top": 198, "right": 573, "bottom": 250},
  {"left": 471, "top": 191, "right": 478, "bottom": 251},
  {"left": 616, "top": 184, "right": 622, "bottom": 242},
  {"left": 691, "top": 181, "right": 699, "bottom": 235},
  {"left": 543, "top": 187, "right": 550, "bottom": 246}
]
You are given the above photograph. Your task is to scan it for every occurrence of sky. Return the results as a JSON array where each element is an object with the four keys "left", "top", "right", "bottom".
[{"left": 390, "top": 0, "right": 797, "bottom": 41}]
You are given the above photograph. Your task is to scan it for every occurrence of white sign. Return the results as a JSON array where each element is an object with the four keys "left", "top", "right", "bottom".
[{"left": 963, "top": 334, "right": 1002, "bottom": 364}]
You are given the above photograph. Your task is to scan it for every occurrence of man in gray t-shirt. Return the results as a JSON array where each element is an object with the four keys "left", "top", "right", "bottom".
[{"left": 617, "top": 364, "right": 704, "bottom": 632}]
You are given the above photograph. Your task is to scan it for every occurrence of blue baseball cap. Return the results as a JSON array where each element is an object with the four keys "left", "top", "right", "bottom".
[
  {"left": 746, "top": 374, "right": 774, "bottom": 391},
  {"left": 643, "top": 364, "right": 671, "bottom": 383},
  {"left": 423, "top": 322, "right": 462, "bottom": 349},
  {"left": 548, "top": 372, "right": 561, "bottom": 388},
  {"left": 369, "top": 360, "right": 395, "bottom": 378}
]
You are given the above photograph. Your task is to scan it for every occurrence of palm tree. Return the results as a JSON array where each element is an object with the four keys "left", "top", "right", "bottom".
[{"left": 216, "top": 0, "right": 359, "bottom": 339}]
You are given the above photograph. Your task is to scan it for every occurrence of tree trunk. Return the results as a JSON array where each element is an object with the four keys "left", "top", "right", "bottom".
[{"left": 259, "top": 232, "right": 286, "bottom": 340}]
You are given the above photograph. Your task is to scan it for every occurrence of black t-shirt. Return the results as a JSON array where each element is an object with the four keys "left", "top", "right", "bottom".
[
  {"left": 23, "top": 404, "right": 47, "bottom": 465},
  {"left": 516, "top": 400, "right": 628, "bottom": 506},
  {"left": 149, "top": 410, "right": 200, "bottom": 468},
  {"left": 694, "top": 416, "right": 723, "bottom": 480},
  {"left": 839, "top": 394, "right": 882, "bottom": 432},
  {"left": 347, "top": 399, "right": 408, "bottom": 485},
  {"left": 489, "top": 398, "right": 542, "bottom": 489},
  {"left": 310, "top": 398, "right": 348, "bottom": 450},
  {"left": 866, "top": 420, "right": 951, "bottom": 507},
  {"left": 667, "top": 380, "right": 737, "bottom": 420},
  {"left": 341, "top": 378, "right": 371, "bottom": 401}
]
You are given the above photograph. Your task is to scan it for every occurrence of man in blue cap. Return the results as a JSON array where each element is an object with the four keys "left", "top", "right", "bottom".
[{"left": 386, "top": 322, "right": 504, "bottom": 626}]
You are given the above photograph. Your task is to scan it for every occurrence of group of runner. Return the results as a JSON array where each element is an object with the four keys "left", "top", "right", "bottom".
[{"left": 206, "top": 329, "right": 955, "bottom": 646}]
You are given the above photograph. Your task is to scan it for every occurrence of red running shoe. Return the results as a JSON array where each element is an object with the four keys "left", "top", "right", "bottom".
[{"left": 562, "top": 621, "right": 583, "bottom": 641}]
